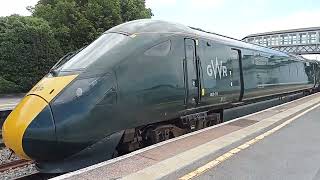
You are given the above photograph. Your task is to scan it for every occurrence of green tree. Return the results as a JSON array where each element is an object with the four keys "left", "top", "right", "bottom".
[
  {"left": 120, "top": 0, "right": 152, "bottom": 22},
  {"left": 83, "top": 0, "right": 122, "bottom": 36},
  {"left": 32, "top": 0, "right": 152, "bottom": 53},
  {"left": 0, "top": 15, "right": 62, "bottom": 93},
  {"left": 33, "top": 0, "right": 96, "bottom": 52}
]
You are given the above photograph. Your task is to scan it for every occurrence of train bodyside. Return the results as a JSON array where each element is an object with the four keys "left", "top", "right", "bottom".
[
  {"left": 193, "top": 31, "right": 317, "bottom": 104},
  {"left": 115, "top": 33, "right": 317, "bottom": 128},
  {"left": 111, "top": 32, "right": 318, "bottom": 157}
]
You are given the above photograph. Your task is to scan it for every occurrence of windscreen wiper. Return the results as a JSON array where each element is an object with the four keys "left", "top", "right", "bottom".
[{"left": 49, "top": 46, "right": 87, "bottom": 76}]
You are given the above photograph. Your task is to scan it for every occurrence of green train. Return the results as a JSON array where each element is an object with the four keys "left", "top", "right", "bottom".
[{"left": 2, "top": 19, "right": 319, "bottom": 173}]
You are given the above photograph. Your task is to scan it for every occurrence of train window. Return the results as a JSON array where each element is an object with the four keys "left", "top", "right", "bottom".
[
  {"left": 59, "top": 33, "right": 129, "bottom": 71},
  {"left": 144, "top": 40, "right": 171, "bottom": 57},
  {"left": 98, "top": 88, "right": 117, "bottom": 105},
  {"left": 186, "top": 44, "right": 195, "bottom": 59}
]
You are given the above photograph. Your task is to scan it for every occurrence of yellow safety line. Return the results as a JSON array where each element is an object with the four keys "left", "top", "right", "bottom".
[{"left": 179, "top": 102, "right": 320, "bottom": 180}]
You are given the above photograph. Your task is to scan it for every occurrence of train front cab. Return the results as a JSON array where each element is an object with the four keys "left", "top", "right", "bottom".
[{"left": 2, "top": 75, "right": 78, "bottom": 160}]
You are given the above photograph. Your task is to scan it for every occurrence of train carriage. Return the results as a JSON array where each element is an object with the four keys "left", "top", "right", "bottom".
[{"left": 2, "top": 19, "right": 319, "bottom": 173}]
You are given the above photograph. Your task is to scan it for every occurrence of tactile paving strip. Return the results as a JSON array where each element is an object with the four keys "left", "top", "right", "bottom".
[{"left": 227, "top": 119, "right": 258, "bottom": 127}]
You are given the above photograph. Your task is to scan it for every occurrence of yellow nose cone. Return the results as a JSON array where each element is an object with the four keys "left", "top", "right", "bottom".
[
  {"left": 2, "top": 74, "right": 78, "bottom": 159},
  {"left": 2, "top": 95, "right": 47, "bottom": 159}
]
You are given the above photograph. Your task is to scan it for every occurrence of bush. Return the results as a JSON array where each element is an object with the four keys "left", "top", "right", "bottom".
[
  {"left": 0, "top": 15, "right": 62, "bottom": 93},
  {"left": 0, "top": 77, "right": 21, "bottom": 93},
  {"left": 33, "top": 0, "right": 152, "bottom": 53}
]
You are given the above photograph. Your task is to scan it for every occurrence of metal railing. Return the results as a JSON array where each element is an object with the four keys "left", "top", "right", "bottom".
[{"left": 243, "top": 27, "right": 320, "bottom": 54}]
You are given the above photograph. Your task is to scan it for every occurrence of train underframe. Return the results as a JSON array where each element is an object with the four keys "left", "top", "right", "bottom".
[{"left": 116, "top": 110, "right": 223, "bottom": 156}]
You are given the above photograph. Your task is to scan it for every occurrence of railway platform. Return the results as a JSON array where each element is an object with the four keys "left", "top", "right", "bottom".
[
  {"left": 53, "top": 92, "right": 320, "bottom": 180},
  {"left": 0, "top": 94, "right": 23, "bottom": 128},
  {"left": 190, "top": 101, "right": 320, "bottom": 180},
  {"left": 0, "top": 94, "right": 23, "bottom": 111}
]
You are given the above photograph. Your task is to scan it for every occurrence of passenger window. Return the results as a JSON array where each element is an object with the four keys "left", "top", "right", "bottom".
[{"left": 144, "top": 40, "right": 171, "bottom": 57}]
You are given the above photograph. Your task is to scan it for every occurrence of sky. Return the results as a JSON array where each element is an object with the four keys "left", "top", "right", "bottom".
[
  {"left": 0, "top": 0, "right": 39, "bottom": 17},
  {"left": 1, "top": 0, "right": 320, "bottom": 59}
]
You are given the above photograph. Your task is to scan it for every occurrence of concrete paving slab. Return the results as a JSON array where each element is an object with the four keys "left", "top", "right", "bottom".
[
  {"left": 227, "top": 119, "right": 258, "bottom": 127},
  {"left": 244, "top": 109, "right": 280, "bottom": 121},
  {"left": 74, "top": 155, "right": 157, "bottom": 180},
  {"left": 194, "top": 104, "right": 320, "bottom": 180}
]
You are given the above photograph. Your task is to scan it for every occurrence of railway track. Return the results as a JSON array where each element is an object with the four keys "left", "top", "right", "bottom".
[{"left": 0, "top": 159, "right": 33, "bottom": 173}]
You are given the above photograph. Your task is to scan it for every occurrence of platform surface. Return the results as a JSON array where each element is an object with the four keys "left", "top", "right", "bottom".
[
  {"left": 192, "top": 105, "right": 320, "bottom": 180},
  {"left": 53, "top": 93, "right": 320, "bottom": 180},
  {"left": 0, "top": 94, "right": 23, "bottom": 111}
]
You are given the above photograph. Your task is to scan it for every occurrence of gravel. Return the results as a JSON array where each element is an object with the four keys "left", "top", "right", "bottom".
[
  {"left": 0, "top": 163, "right": 37, "bottom": 180},
  {"left": 0, "top": 148, "right": 37, "bottom": 180},
  {"left": 0, "top": 148, "right": 20, "bottom": 165}
]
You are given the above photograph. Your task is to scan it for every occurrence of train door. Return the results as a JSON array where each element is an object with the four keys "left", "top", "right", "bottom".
[
  {"left": 198, "top": 42, "right": 242, "bottom": 106},
  {"left": 184, "top": 38, "right": 200, "bottom": 107}
]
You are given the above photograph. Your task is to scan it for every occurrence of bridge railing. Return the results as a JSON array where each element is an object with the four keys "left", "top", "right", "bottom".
[{"left": 243, "top": 27, "right": 320, "bottom": 54}]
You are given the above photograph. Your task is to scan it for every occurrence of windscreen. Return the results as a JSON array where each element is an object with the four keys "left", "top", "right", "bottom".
[{"left": 57, "top": 33, "right": 129, "bottom": 71}]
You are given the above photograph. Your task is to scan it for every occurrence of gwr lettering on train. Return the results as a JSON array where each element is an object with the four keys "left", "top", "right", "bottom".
[{"left": 206, "top": 57, "right": 229, "bottom": 79}]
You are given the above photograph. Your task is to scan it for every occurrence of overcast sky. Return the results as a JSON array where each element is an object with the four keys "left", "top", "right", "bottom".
[
  {"left": 1, "top": 0, "right": 320, "bottom": 59},
  {"left": 0, "top": 0, "right": 38, "bottom": 17}
]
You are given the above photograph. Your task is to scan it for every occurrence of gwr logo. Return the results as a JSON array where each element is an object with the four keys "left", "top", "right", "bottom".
[{"left": 206, "top": 57, "right": 229, "bottom": 79}]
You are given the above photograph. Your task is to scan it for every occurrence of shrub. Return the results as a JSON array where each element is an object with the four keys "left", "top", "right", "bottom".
[{"left": 0, "top": 15, "right": 62, "bottom": 93}]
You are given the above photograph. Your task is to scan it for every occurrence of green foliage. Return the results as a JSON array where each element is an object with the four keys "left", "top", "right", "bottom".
[
  {"left": 33, "top": 0, "right": 152, "bottom": 53},
  {"left": 121, "top": 0, "right": 152, "bottom": 22},
  {"left": 0, "top": 77, "right": 21, "bottom": 93},
  {"left": 0, "top": 15, "right": 62, "bottom": 93}
]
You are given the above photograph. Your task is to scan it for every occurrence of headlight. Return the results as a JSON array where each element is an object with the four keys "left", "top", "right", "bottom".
[{"left": 53, "top": 76, "right": 101, "bottom": 105}]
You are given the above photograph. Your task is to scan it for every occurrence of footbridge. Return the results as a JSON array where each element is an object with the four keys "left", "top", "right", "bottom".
[{"left": 242, "top": 27, "right": 320, "bottom": 55}]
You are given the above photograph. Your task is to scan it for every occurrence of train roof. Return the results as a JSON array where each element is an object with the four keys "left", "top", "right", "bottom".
[
  {"left": 106, "top": 19, "right": 191, "bottom": 35},
  {"left": 106, "top": 19, "right": 315, "bottom": 62}
]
